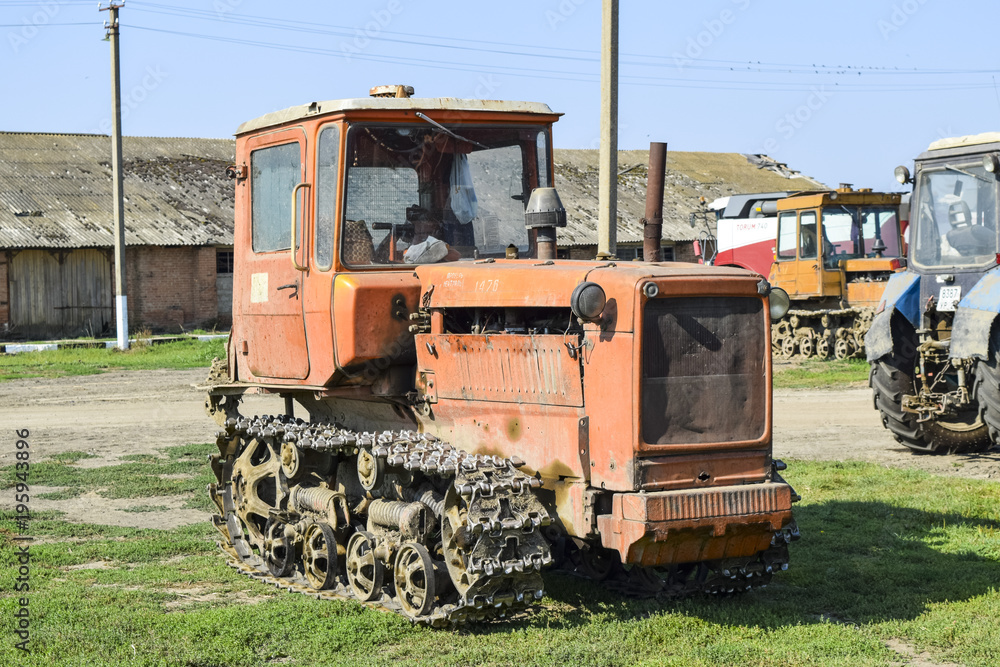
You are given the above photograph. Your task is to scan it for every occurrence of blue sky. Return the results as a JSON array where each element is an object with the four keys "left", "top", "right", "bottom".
[{"left": 2, "top": 0, "right": 998, "bottom": 192}]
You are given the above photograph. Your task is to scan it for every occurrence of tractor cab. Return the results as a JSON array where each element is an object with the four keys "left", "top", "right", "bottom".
[
  {"left": 228, "top": 86, "right": 561, "bottom": 387},
  {"left": 769, "top": 186, "right": 904, "bottom": 309}
]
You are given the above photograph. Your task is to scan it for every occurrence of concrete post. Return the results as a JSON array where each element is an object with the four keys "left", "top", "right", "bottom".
[{"left": 597, "top": 0, "right": 618, "bottom": 260}]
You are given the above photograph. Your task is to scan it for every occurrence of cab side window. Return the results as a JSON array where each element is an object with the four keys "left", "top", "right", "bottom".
[
  {"left": 799, "top": 211, "right": 818, "bottom": 259},
  {"left": 251, "top": 142, "right": 300, "bottom": 253},
  {"left": 315, "top": 126, "right": 340, "bottom": 270},
  {"left": 777, "top": 211, "right": 797, "bottom": 259}
]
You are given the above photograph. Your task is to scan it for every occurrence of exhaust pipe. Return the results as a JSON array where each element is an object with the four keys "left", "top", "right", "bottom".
[{"left": 643, "top": 142, "right": 667, "bottom": 262}]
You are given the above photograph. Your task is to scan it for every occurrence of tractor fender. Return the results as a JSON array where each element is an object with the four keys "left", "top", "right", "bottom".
[
  {"left": 865, "top": 271, "right": 921, "bottom": 361},
  {"left": 949, "top": 267, "right": 1000, "bottom": 360}
]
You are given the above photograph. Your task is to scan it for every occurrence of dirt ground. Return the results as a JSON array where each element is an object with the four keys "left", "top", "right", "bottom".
[{"left": 1, "top": 368, "right": 997, "bottom": 528}]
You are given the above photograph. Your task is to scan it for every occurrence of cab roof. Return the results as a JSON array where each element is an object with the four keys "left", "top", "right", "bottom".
[
  {"left": 776, "top": 189, "right": 901, "bottom": 211},
  {"left": 236, "top": 97, "right": 560, "bottom": 136},
  {"left": 928, "top": 131, "right": 1000, "bottom": 151}
]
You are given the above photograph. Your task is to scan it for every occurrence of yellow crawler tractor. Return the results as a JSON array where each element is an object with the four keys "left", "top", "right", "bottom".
[{"left": 769, "top": 187, "right": 905, "bottom": 359}]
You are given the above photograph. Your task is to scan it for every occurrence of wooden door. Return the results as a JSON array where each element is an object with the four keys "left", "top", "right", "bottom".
[{"left": 10, "top": 249, "right": 112, "bottom": 338}]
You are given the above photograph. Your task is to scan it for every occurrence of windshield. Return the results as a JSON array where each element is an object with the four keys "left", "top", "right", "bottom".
[
  {"left": 340, "top": 123, "right": 551, "bottom": 266},
  {"left": 820, "top": 206, "right": 901, "bottom": 268},
  {"left": 913, "top": 162, "right": 998, "bottom": 268}
]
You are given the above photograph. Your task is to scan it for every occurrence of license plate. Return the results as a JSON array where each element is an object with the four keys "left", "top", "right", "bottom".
[{"left": 938, "top": 286, "right": 962, "bottom": 311}]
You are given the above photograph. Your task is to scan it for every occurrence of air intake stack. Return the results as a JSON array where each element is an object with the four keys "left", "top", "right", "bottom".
[{"left": 524, "top": 187, "right": 567, "bottom": 260}]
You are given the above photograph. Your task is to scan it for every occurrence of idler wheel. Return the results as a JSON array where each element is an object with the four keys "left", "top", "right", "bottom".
[
  {"left": 346, "top": 531, "right": 384, "bottom": 601},
  {"left": 263, "top": 517, "right": 295, "bottom": 578},
  {"left": 357, "top": 448, "right": 384, "bottom": 492},
  {"left": 393, "top": 542, "right": 436, "bottom": 618},
  {"left": 302, "top": 522, "right": 339, "bottom": 590}
]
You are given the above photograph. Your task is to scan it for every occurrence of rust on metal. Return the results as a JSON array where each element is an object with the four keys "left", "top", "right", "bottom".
[
  {"left": 202, "top": 87, "right": 800, "bottom": 627},
  {"left": 642, "top": 142, "right": 667, "bottom": 262}
]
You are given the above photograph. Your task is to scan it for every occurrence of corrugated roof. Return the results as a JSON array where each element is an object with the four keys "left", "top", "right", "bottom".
[
  {"left": 0, "top": 132, "right": 235, "bottom": 248},
  {"left": 554, "top": 149, "right": 826, "bottom": 246},
  {"left": 0, "top": 132, "right": 824, "bottom": 250}
]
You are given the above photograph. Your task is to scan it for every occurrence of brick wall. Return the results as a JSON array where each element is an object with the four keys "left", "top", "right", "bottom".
[
  {"left": 672, "top": 242, "right": 698, "bottom": 263},
  {"left": 117, "top": 246, "right": 220, "bottom": 332}
]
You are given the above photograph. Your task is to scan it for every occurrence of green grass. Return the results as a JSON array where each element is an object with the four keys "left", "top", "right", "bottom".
[
  {"left": 773, "top": 359, "right": 870, "bottom": 389},
  {"left": 2, "top": 457, "right": 1000, "bottom": 666},
  {"left": 0, "top": 338, "right": 225, "bottom": 381},
  {"left": 0, "top": 443, "right": 216, "bottom": 512}
]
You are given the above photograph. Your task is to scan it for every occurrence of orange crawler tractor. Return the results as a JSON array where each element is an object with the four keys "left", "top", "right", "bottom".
[{"left": 204, "top": 85, "right": 800, "bottom": 626}]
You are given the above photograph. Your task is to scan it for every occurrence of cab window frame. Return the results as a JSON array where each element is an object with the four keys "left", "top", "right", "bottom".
[
  {"left": 776, "top": 210, "right": 798, "bottom": 260},
  {"left": 250, "top": 140, "right": 303, "bottom": 254},
  {"left": 314, "top": 122, "right": 342, "bottom": 271}
]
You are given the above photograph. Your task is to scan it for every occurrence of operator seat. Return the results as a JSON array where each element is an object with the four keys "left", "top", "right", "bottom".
[
  {"left": 945, "top": 201, "right": 994, "bottom": 256},
  {"left": 343, "top": 219, "right": 375, "bottom": 264}
]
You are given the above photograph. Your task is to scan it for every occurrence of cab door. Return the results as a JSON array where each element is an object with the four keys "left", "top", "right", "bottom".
[
  {"left": 792, "top": 209, "right": 822, "bottom": 296},
  {"left": 771, "top": 210, "right": 800, "bottom": 294},
  {"left": 771, "top": 209, "right": 822, "bottom": 297},
  {"left": 241, "top": 127, "right": 310, "bottom": 380}
]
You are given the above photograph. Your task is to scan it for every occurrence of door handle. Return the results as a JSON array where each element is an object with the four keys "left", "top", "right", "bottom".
[
  {"left": 291, "top": 182, "right": 310, "bottom": 271},
  {"left": 277, "top": 282, "right": 299, "bottom": 299}
]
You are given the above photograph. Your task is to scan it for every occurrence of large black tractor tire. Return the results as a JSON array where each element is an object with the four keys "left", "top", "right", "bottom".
[
  {"left": 973, "top": 354, "right": 1000, "bottom": 449},
  {"left": 870, "top": 343, "right": 992, "bottom": 455}
]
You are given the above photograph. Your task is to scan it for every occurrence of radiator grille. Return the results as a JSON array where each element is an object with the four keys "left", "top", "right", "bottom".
[{"left": 641, "top": 297, "right": 765, "bottom": 444}]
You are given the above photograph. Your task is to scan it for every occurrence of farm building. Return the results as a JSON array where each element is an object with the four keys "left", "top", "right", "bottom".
[
  {"left": 0, "top": 132, "right": 235, "bottom": 339},
  {"left": 553, "top": 149, "right": 825, "bottom": 261},
  {"left": 0, "top": 130, "right": 823, "bottom": 340}
]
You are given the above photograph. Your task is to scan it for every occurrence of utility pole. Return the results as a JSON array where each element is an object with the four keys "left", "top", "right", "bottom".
[
  {"left": 101, "top": 2, "right": 128, "bottom": 349},
  {"left": 597, "top": 0, "right": 618, "bottom": 260}
]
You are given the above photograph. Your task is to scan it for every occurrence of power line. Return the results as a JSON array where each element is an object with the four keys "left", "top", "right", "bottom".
[
  {"left": 0, "top": 22, "right": 93, "bottom": 26},
  {"left": 122, "top": 23, "right": 995, "bottom": 94},
  {"left": 127, "top": 2, "right": 999, "bottom": 78},
  {"left": 6, "top": 1, "right": 995, "bottom": 94}
]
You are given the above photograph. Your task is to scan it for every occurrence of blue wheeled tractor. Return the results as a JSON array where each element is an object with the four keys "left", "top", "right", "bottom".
[{"left": 868, "top": 132, "right": 1000, "bottom": 454}]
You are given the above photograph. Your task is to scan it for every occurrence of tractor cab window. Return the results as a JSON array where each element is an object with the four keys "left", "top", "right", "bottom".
[
  {"left": 860, "top": 208, "right": 902, "bottom": 257},
  {"left": 913, "top": 162, "right": 998, "bottom": 268},
  {"left": 251, "top": 142, "right": 301, "bottom": 253},
  {"left": 777, "top": 211, "right": 797, "bottom": 260},
  {"left": 340, "top": 123, "right": 551, "bottom": 266},
  {"left": 821, "top": 207, "right": 855, "bottom": 268},
  {"left": 821, "top": 206, "right": 902, "bottom": 269},
  {"left": 798, "top": 211, "right": 818, "bottom": 259}
]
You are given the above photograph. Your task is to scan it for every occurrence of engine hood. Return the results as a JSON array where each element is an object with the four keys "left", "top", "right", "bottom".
[{"left": 415, "top": 260, "right": 761, "bottom": 327}]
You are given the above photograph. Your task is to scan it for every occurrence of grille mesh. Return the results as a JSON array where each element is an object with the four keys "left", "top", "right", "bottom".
[{"left": 641, "top": 297, "right": 765, "bottom": 444}]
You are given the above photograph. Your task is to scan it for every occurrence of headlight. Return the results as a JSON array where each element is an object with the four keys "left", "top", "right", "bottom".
[
  {"left": 894, "top": 165, "right": 911, "bottom": 185},
  {"left": 769, "top": 287, "right": 790, "bottom": 321},
  {"left": 570, "top": 282, "right": 606, "bottom": 322}
]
